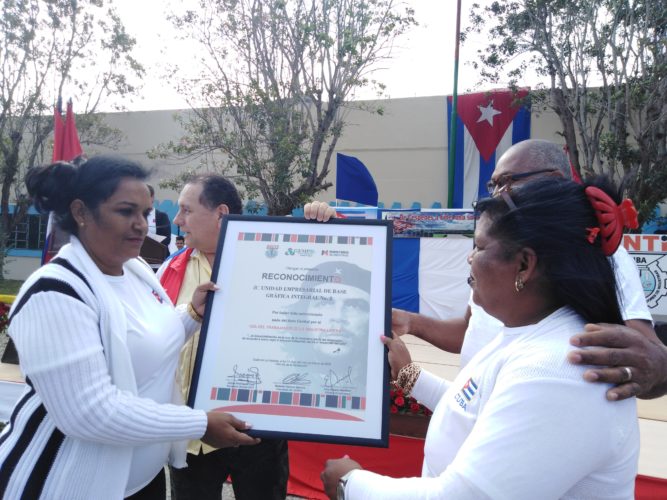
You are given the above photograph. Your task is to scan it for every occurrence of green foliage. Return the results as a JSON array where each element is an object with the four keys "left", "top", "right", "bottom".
[
  {"left": 0, "top": 0, "right": 143, "bottom": 277},
  {"left": 0, "top": 280, "right": 22, "bottom": 296},
  {"left": 153, "top": 0, "right": 416, "bottom": 215},
  {"left": 467, "top": 0, "right": 667, "bottom": 227}
]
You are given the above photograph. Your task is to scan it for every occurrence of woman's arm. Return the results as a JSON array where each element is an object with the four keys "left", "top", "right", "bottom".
[
  {"left": 176, "top": 280, "right": 219, "bottom": 339},
  {"left": 392, "top": 307, "right": 471, "bottom": 354},
  {"left": 329, "top": 372, "right": 635, "bottom": 499},
  {"left": 11, "top": 291, "right": 206, "bottom": 445},
  {"left": 10, "top": 291, "right": 256, "bottom": 448}
]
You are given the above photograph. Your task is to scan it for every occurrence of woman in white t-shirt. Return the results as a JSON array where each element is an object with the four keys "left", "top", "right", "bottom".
[
  {"left": 0, "top": 156, "right": 259, "bottom": 499},
  {"left": 322, "top": 177, "right": 640, "bottom": 499}
]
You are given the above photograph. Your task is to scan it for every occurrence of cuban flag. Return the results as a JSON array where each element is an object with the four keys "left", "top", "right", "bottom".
[{"left": 447, "top": 89, "right": 531, "bottom": 208}]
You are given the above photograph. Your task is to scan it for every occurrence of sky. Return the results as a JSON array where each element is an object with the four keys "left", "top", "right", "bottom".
[{"left": 111, "top": 0, "right": 501, "bottom": 112}]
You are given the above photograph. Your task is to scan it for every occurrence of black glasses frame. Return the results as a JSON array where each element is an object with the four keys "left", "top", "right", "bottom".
[{"left": 486, "top": 169, "right": 558, "bottom": 195}]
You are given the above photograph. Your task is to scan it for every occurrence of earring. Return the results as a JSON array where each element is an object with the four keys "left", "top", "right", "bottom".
[
  {"left": 514, "top": 275, "right": 525, "bottom": 292},
  {"left": 80, "top": 222, "right": 85, "bottom": 227}
]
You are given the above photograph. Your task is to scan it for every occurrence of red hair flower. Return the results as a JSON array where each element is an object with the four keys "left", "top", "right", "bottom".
[{"left": 585, "top": 187, "right": 639, "bottom": 256}]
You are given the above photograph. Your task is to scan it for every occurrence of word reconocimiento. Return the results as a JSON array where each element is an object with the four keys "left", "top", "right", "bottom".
[{"left": 262, "top": 272, "right": 339, "bottom": 283}]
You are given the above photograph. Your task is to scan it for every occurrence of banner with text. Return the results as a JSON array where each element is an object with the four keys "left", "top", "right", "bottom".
[{"left": 623, "top": 234, "right": 667, "bottom": 317}]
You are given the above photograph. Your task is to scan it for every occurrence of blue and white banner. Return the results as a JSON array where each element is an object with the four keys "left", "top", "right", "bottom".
[
  {"left": 392, "top": 236, "right": 472, "bottom": 319},
  {"left": 332, "top": 208, "right": 473, "bottom": 319}
]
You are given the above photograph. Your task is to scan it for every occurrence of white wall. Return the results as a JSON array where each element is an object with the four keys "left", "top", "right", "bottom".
[
  {"left": 90, "top": 95, "right": 568, "bottom": 207},
  {"left": 3, "top": 256, "right": 40, "bottom": 281}
]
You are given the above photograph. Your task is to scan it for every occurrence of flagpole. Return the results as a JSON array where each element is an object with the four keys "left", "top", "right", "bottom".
[{"left": 447, "top": 0, "right": 462, "bottom": 208}]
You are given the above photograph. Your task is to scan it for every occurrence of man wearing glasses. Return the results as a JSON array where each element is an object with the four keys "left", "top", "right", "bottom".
[
  {"left": 306, "top": 139, "right": 667, "bottom": 401},
  {"left": 486, "top": 168, "right": 561, "bottom": 195},
  {"left": 407, "top": 139, "right": 666, "bottom": 401}
]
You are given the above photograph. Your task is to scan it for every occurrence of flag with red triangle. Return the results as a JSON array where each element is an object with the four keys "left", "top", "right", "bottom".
[{"left": 447, "top": 89, "right": 531, "bottom": 208}]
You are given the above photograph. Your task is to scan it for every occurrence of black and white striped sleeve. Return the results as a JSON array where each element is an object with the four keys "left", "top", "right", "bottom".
[{"left": 9, "top": 280, "right": 206, "bottom": 446}]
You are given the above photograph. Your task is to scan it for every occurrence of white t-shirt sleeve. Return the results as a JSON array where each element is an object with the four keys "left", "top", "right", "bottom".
[
  {"left": 345, "top": 467, "right": 490, "bottom": 499},
  {"left": 613, "top": 246, "right": 652, "bottom": 322},
  {"left": 411, "top": 369, "right": 450, "bottom": 411}
]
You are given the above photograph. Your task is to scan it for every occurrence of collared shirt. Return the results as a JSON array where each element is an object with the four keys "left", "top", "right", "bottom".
[{"left": 173, "top": 249, "right": 216, "bottom": 455}]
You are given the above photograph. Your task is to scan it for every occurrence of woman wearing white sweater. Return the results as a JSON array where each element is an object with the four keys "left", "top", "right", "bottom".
[{"left": 0, "top": 156, "right": 259, "bottom": 499}]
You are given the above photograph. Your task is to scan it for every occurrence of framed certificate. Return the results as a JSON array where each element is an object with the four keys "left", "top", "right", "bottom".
[{"left": 188, "top": 215, "right": 392, "bottom": 447}]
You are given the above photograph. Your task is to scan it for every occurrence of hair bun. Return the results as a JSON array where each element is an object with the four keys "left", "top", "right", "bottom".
[{"left": 25, "top": 161, "right": 78, "bottom": 213}]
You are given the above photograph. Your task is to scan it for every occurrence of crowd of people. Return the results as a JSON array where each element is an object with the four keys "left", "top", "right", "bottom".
[{"left": 0, "top": 139, "right": 665, "bottom": 499}]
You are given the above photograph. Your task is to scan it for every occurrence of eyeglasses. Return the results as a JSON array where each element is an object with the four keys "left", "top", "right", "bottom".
[{"left": 486, "top": 169, "right": 558, "bottom": 195}]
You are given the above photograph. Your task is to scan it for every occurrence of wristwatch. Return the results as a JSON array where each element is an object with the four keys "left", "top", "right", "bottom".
[{"left": 337, "top": 470, "right": 354, "bottom": 500}]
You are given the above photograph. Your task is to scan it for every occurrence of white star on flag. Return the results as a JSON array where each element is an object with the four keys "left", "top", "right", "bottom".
[{"left": 477, "top": 101, "right": 502, "bottom": 126}]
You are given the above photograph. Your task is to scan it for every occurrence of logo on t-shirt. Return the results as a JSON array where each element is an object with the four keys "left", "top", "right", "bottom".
[
  {"left": 454, "top": 377, "right": 479, "bottom": 411},
  {"left": 460, "top": 378, "right": 478, "bottom": 401},
  {"left": 151, "top": 290, "right": 164, "bottom": 303}
]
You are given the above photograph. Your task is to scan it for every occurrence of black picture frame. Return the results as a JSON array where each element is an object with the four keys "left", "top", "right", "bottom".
[{"left": 188, "top": 215, "right": 392, "bottom": 447}]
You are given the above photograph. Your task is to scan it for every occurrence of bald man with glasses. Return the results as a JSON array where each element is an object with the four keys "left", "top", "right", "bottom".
[
  {"left": 486, "top": 168, "right": 559, "bottom": 195},
  {"left": 305, "top": 139, "right": 667, "bottom": 401}
]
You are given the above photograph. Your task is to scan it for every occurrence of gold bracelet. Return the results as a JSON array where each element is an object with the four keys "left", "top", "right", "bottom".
[
  {"left": 187, "top": 302, "right": 203, "bottom": 323},
  {"left": 395, "top": 362, "right": 421, "bottom": 396}
]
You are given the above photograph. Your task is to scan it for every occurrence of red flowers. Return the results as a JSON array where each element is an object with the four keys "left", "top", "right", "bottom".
[
  {"left": 389, "top": 382, "right": 431, "bottom": 416},
  {"left": 0, "top": 302, "right": 9, "bottom": 334}
]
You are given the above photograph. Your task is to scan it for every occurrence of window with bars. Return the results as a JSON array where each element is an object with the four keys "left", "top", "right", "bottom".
[{"left": 7, "top": 213, "right": 49, "bottom": 250}]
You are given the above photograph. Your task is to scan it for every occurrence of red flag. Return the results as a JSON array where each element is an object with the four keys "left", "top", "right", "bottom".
[
  {"left": 61, "top": 100, "right": 83, "bottom": 161},
  {"left": 44, "top": 99, "right": 84, "bottom": 264},
  {"left": 53, "top": 99, "right": 83, "bottom": 162},
  {"left": 52, "top": 105, "right": 65, "bottom": 162}
]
